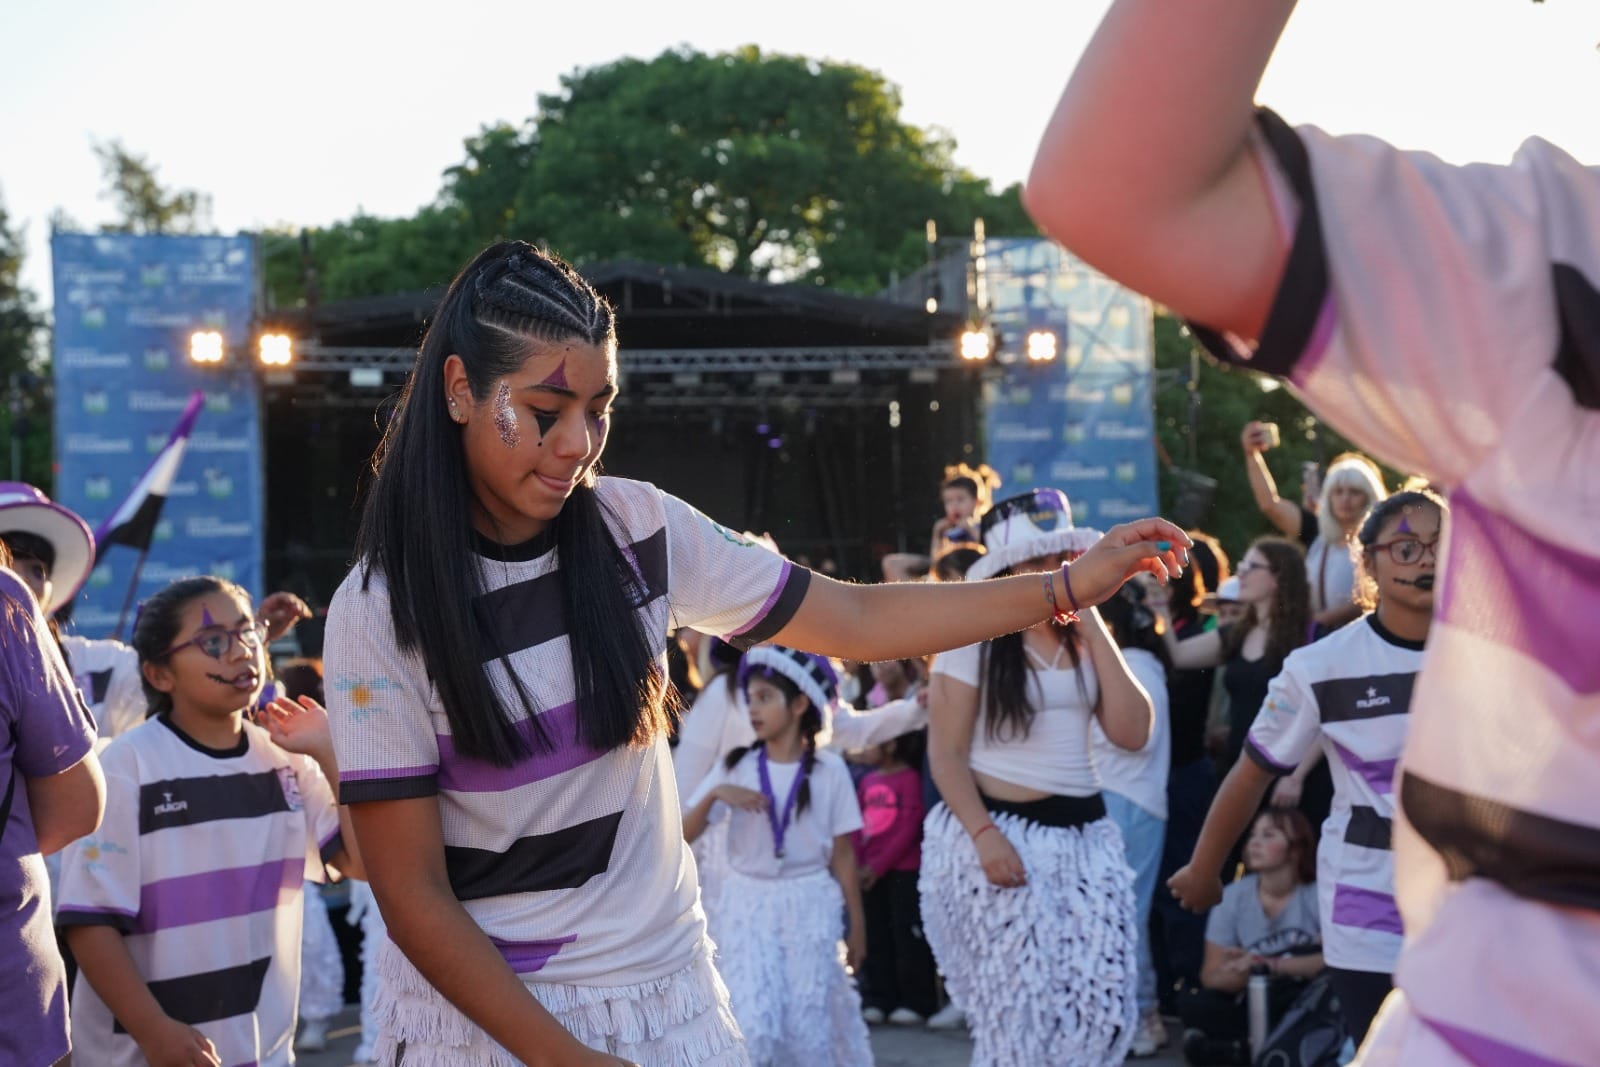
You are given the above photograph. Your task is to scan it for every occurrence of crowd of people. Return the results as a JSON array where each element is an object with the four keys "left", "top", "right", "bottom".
[{"left": 4, "top": 3, "right": 1596, "bottom": 1066}]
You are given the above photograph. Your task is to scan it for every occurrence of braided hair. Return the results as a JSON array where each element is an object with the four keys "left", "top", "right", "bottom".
[
  {"left": 725, "top": 668, "right": 825, "bottom": 815},
  {"left": 355, "top": 241, "right": 673, "bottom": 766}
]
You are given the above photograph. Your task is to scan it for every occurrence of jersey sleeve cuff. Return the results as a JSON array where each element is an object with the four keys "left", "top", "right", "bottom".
[
  {"left": 724, "top": 563, "right": 811, "bottom": 650},
  {"left": 340, "top": 772, "right": 439, "bottom": 804}
]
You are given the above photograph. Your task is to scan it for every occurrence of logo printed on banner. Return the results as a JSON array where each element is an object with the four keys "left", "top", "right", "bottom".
[
  {"left": 187, "top": 516, "right": 253, "bottom": 539},
  {"left": 203, "top": 470, "right": 234, "bottom": 499},
  {"left": 153, "top": 519, "right": 174, "bottom": 542},
  {"left": 143, "top": 348, "right": 170, "bottom": 371},
  {"left": 1063, "top": 423, "right": 1088, "bottom": 444},
  {"left": 1011, "top": 463, "right": 1035, "bottom": 484},
  {"left": 1096, "top": 423, "right": 1149, "bottom": 441},
  {"left": 995, "top": 425, "right": 1052, "bottom": 443},
  {"left": 62, "top": 349, "right": 131, "bottom": 370},
  {"left": 64, "top": 434, "right": 132, "bottom": 455},
  {"left": 140, "top": 265, "right": 167, "bottom": 288},
  {"left": 203, "top": 393, "right": 232, "bottom": 413},
  {"left": 1115, "top": 462, "right": 1138, "bottom": 483},
  {"left": 130, "top": 392, "right": 193, "bottom": 413},
  {"left": 1111, "top": 384, "right": 1134, "bottom": 406},
  {"left": 81, "top": 308, "right": 106, "bottom": 329},
  {"left": 146, "top": 434, "right": 167, "bottom": 454},
  {"left": 84, "top": 477, "right": 112, "bottom": 500},
  {"left": 1051, "top": 461, "right": 1110, "bottom": 482},
  {"left": 82, "top": 391, "right": 109, "bottom": 415}
]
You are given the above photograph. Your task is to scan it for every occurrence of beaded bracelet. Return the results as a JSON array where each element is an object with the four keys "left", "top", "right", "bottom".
[{"left": 1042, "top": 566, "right": 1080, "bottom": 625}]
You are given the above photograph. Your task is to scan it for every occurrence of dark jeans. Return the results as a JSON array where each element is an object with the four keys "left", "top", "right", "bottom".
[
  {"left": 1153, "top": 757, "right": 1216, "bottom": 1010},
  {"left": 861, "top": 870, "right": 938, "bottom": 1017},
  {"left": 1326, "top": 966, "right": 1392, "bottom": 1044}
]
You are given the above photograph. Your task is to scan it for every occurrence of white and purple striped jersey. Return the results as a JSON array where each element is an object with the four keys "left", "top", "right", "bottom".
[
  {"left": 1244, "top": 615, "right": 1421, "bottom": 975},
  {"left": 323, "top": 477, "right": 808, "bottom": 990},
  {"left": 56, "top": 715, "right": 342, "bottom": 1067},
  {"left": 1192, "top": 109, "right": 1600, "bottom": 1067}
]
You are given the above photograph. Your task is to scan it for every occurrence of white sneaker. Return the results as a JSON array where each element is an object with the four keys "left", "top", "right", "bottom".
[
  {"left": 1128, "top": 1011, "right": 1168, "bottom": 1058},
  {"left": 295, "top": 1018, "right": 329, "bottom": 1052},
  {"left": 925, "top": 1002, "right": 967, "bottom": 1030},
  {"left": 887, "top": 1007, "right": 925, "bottom": 1026},
  {"left": 862, "top": 1006, "right": 886, "bottom": 1025}
]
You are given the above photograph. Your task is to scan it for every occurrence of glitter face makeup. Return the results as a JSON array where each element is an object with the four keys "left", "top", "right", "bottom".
[{"left": 493, "top": 381, "right": 521, "bottom": 448}]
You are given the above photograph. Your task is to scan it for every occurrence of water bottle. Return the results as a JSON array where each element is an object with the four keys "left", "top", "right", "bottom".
[{"left": 1247, "top": 963, "right": 1272, "bottom": 1058}]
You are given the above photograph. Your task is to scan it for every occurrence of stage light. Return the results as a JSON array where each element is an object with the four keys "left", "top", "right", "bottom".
[
  {"left": 258, "top": 332, "right": 294, "bottom": 367},
  {"left": 1026, "top": 329, "right": 1058, "bottom": 363},
  {"left": 960, "top": 327, "right": 992, "bottom": 362},
  {"left": 188, "top": 330, "right": 225, "bottom": 365}
]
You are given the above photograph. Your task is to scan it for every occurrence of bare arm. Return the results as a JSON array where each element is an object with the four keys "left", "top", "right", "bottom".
[
  {"left": 1077, "top": 611, "right": 1153, "bottom": 751},
  {"left": 830, "top": 834, "right": 868, "bottom": 970},
  {"left": 25, "top": 751, "right": 105, "bottom": 855},
  {"left": 775, "top": 519, "right": 1190, "bottom": 661},
  {"left": 1169, "top": 753, "right": 1278, "bottom": 912},
  {"left": 1241, "top": 422, "right": 1304, "bottom": 537},
  {"left": 68, "top": 925, "right": 220, "bottom": 1065},
  {"left": 348, "top": 797, "right": 611, "bottom": 1067},
  {"left": 1026, "top": 0, "right": 1296, "bottom": 339},
  {"left": 1200, "top": 940, "right": 1254, "bottom": 994},
  {"left": 926, "top": 672, "right": 1029, "bottom": 889},
  {"left": 1272, "top": 951, "right": 1325, "bottom": 979}
]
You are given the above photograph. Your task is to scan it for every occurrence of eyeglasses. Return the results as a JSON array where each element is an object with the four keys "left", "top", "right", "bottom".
[
  {"left": 161, "top": 619, "right": 269, "bottom": 661},
  {"left": 1236, "top": 560, "right": 1269, "bottom": 574},
  {"left": 1370, "top": 538, "right": 1440, "bottom": 566}
]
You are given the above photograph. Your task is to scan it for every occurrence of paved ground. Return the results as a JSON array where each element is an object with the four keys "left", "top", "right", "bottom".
[{"left": 298, "top": 1005, "right": 1193, "bottom": 1065}]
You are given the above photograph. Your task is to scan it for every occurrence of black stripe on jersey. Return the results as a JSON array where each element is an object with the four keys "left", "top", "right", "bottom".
[
  {"left": 87, "top": 668, "right": 114, "bottom": 705},
  {"left": 139, "top": 771, "right": 290, "bottom": 835},
  {"left": 1187, "top": 107, "right": 1329, "bottom": 379},
  {"left": 1345, "top": 805, "right": 1393, "bottom": 851},
  {"left": 113, "top": 956, "right": 272, "bottom": 1032},
  {"left": 726, "top": 567, "right": 812, "bottom": 651},
  {"left": 341, "top": 774, "right": 439, "bottom": 805},
  {"left": 444, "top": 810, "right": 624, "bottom": 900},
  {"left": 474, "top": 528, "right": 669, "bottom": 662},
  {"left": 1552, "top": 263, "right": 1600, "bottom": 410},
  {"left": 1403, "top": 770, "right": 1600, "bottom": 911},
  {"left": 1313, "top": 672, "right": 1415, "bottom": 724}
]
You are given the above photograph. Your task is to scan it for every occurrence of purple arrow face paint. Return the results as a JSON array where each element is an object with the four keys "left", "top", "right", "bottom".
[
  {"left": 1396, "top": 515, "right": 1414, "bottom": 535},
  {"left": 493, "top": 381, "right": 521, "bottom": 449},
  {"left": 200, "top": 606, "right": 215, "bottom": 629},
  {"left": 540, "top": 360, "right": 571, "bottom": 390}
]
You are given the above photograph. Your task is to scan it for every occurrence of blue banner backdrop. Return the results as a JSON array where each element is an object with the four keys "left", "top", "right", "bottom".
[
  {"left": 980, "top": 239, "right": 1159, "bottom": 529},
  {"left": 52, "top": 233, "right": 263, "bottom": 636}
]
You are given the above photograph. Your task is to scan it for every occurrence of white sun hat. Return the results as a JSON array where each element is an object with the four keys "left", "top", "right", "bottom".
[{"left": 965, "top": 488, "right": 1103, "bottom": 582}]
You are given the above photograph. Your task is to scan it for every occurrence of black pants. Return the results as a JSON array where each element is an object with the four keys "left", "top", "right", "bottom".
[
  {"left": 1326, "top": 966, "right": 1392, "bottom": 1044},
  {"left": 860, "top": 870, "right": 938, "bottom": 1017},
  {"left": 1153, "top": 758, "right": 1216, "bottom": 1009}
]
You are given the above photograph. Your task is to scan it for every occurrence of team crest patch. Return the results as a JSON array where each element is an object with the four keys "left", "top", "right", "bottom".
[{"left": 276, "top": 766, "right": 304, "bottom": 812}]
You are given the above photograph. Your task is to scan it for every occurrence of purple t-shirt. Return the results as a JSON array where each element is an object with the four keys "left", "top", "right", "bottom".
[{"left": 1, "top": 567, "right": 98, "bottom": 1066}]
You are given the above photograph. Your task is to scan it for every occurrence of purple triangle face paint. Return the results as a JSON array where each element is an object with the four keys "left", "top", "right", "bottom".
[
  {"left": 201, "top": 606, "right": 215, "bottom": 629},
  {"left": 1396, "top": 516, "right": 1414, "bottom": 534},
  {"left": 493, "top": 381, "right": 522, "bottom": 448},
  {"left": 540, "top": 360, "right": 570, "bottom": 391}
]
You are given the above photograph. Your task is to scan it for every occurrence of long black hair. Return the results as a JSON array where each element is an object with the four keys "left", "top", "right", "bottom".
[
  {"left": 130, "top": 576, "right": 249, "bottom": 717},
  {"left": 354, "top": 241, "right": 671, "bottom": 766},
  {"left": 725, "top": 669, "right": 824, "bottom": 815}
]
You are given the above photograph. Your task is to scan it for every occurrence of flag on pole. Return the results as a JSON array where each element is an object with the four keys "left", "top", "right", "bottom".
[{"left": 93, "top": 390, "right": 204, "bottom": 555}]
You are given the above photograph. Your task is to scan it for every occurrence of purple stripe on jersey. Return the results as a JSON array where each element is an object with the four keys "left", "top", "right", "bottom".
[
  {"left": 341, "top": 763, "right": 438, "bottom": 782},
  {"left": 1421, "top": 1013, "right": 1581, "bottom": 1067},
  {"left": 435, "top": 702, "right": 605, "bottom": 793},
  {"left": 489, "top": 933, "right": 578, "bottom": 974},
  {"left": 1330, "top": 883, "right": 1403, "bottom": 935},
  {"left": 135, "top": 856, "right": 303, "bottom": 934},
  {"left": 1439, "top": 491, "right": 1600, "bottom": 695},
  {"left": 1244, "top": 735, "right": 1297, "bottom": 775},
  {"left": 729, "top": 560, "right": 793, "bottom": 637},
  {"left": 1327, "top": 737, "right": 1398, "bottom": 795}
]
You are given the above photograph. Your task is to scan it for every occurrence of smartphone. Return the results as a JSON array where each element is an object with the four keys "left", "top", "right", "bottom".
[{"left": 1259, "top": 422, "right": 1281, "bottom": 449}]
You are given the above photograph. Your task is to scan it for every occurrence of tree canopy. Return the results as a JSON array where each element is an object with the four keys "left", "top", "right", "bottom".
[
  {"left": 267, "top": 46, "right": 1032, "bottom": 306},
  {"left": 93, "top": 140, "right": 210, "bottom": 235}
]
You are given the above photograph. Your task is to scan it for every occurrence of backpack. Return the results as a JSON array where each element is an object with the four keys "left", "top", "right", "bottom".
[{"left": 1255, "top": 973, "right": 1348, "bottom": 1067}]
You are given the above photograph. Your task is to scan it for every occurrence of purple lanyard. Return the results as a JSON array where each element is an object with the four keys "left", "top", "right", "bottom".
[{"left": 756, "top": 747, "right": 804, "bottom": 859}]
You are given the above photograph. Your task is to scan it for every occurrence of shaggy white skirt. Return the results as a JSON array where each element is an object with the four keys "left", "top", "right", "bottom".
[
  {"left": 712, "top": 868, "right": 875, "bottom": 1067},
  {"left": 693, "top": 818, "right": 733, "bottom": 923},
  {"left": 370, "top": 937, "right": 748, "bottom": 1066},
  {"left": 919, "top": 804, "right": 1137, "bottom": 1067},
  {"left": 300, "top": 882, "right": 347, "bottom": 1023}
]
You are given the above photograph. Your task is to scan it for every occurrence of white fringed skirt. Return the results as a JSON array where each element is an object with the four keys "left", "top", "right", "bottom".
[
  {"left": 919, "top": 802, "right": 1137, "bottom": 1067},
  {"left": 711, "top": 868, "right": 875, "bottom": 1067},
  {"left": 370, "top": 936, "right": 749, "bottom": 1066},
  {"left": 299, "top": 881, "right": 346, "bottom": 1023}
]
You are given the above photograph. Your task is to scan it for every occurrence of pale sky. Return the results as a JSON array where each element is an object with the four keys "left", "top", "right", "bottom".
[{"left": 4, "top": 0, "right": 1598, "bottom": 304}]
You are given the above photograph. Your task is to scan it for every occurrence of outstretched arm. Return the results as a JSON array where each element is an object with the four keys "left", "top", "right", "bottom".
[
  {"left": 1026, "top": 0, "right": 1295, "bottom": 339},
  {"left": 1241, "top": 422, "right": 1304, "bottom": 537}
]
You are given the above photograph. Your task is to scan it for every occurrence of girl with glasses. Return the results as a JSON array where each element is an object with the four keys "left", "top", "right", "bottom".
[
  {"left": 56, "top": 576, "right": 363, "bottom": 1067},
  {"left": 1169, "top": 491, "right": 1447, "bottom": 1043}
]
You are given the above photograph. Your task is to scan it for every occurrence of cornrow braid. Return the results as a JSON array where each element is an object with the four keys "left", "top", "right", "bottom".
[
  {"left": 473, "top": 245, "right": 613, "bottom": 347},
  {"left": 794, "top": 706, "right": 822, "bottom": 815}
]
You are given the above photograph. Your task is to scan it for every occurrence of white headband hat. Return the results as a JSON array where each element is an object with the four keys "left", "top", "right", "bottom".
[
  {"left": 739, "top": 645, "right": 840, "bottom": 734},
  {"left": 0, "top": 482, "right": 96, "bottom": 614},
  {"left": 965, "top": 488, "right": 1103, "bottom": 582}
]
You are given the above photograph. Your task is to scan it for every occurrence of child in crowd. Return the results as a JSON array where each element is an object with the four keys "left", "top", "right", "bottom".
[
  {"left": 57, "top": 576, "right": 360, "bottom": 1067},
  {"left": 854, "top": 729, "right": 936, "bottom": 1027},
  {"left": 683, "top": 647, "right": 874, "bottom": 1066}
]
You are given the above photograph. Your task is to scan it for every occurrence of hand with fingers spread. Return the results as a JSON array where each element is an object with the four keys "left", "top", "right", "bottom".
[
  {"left": 1065, "top": 519, "right": 1192, "bottom": 606},
  {"left": 262, "top": 695, "right": 334, "bottom": 763}
]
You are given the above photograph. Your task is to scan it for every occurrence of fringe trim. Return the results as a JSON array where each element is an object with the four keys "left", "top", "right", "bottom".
[
  {"left": 919, "top": 804, "right": 1137, "bottom": 1067},
  {"left": 299, "top": 881, "right": 347, "bottom": 1022},
  {"left": 370, "top": 937, "right": 748, "bottom": 1066},
  {"left": 714, "top": 869, "right": 875, "bottom": 1066}
]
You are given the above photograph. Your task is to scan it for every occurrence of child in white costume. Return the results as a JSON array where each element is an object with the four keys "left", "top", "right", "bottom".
[{"left": 684, "top": 646, "right": 874, "bottom": 1067}]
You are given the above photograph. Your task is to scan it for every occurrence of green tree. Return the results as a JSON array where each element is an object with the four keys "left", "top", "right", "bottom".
[
  {"left": 271, "top": 46, "right": 1033, "bottom": 306},
  {"left": 1150, "top": 311, "right": 1393, "bottom": 563},
  {"left": 0, "top": 192, "right": 52, "bottom": 487},
  {"left": 94, "top": 139, "right": 209, "bottom": 235}
]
